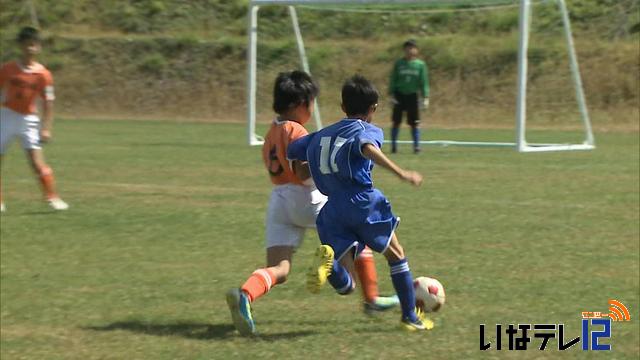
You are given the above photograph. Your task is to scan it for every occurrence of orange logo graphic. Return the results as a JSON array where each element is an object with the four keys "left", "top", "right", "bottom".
[
  {"left": 582, "top": 299, "right": 631, "bottom": 321},
  {"left": 605, "top": 300, "right": 631, "bottom": 321}
]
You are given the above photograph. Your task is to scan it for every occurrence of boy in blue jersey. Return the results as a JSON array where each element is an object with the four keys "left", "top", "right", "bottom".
[
  {"left": 226, "top": 71, "right": 399, "bottom": 337},
  {"left": 287, "top": 75, "right": 432, "bottom": 331}
]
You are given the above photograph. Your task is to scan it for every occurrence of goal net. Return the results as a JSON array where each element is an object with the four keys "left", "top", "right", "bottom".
[{"left": 247, "top": 0, "right": 595, "bottom": 152}]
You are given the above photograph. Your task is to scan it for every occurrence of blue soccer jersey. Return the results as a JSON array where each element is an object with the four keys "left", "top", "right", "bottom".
[
  {"left": 288, "top": 119, "right": 399, "bottom": 260},
  {"left": 287, "top": 119, "right": 384, "bottom": 197}
]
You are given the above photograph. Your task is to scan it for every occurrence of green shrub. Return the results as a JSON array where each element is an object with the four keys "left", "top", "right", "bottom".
[{"left": 138, "top": 53, "right": 168, "bottom": 75}]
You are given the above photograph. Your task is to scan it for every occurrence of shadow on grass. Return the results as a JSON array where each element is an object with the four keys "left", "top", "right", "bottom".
[
  {"left": 3, "top": 210, "right": 60, "bottom": 216},
  {"left": 19, "top": 211, "right": 60, "bottom": 216},
  {"left": 130, "top": 142, "right": 219, "bottom": 149},
  {"left": 83, "top": 321, "right": 317, "bottom": 341}
]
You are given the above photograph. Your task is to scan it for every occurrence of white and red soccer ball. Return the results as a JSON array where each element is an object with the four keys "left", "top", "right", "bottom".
[{"left": 414, "top": 276, "right": 445, "bottom": 312}]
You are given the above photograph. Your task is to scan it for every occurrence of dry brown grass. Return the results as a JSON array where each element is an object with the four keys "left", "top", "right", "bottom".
[{"left": 48, "top": 36, "right": 638, "bottom": 132}]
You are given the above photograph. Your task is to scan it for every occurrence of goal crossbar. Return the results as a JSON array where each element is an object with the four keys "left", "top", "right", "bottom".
[
  {"left": 247, "top": 0, "right": 596, "bottom": 152},
  {"left": 251, "top": 0, "right": 472, "bottom": 4}
]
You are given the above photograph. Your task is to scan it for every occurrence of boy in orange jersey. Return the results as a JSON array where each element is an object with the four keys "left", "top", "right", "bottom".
[
  {"left": 226, "top": 71, "right": 398, "bottom": 336},
  {"left": 0, "top": 27, "right": 68, "bottom": 212}
]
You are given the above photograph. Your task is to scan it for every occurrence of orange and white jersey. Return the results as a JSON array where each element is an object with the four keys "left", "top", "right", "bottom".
[
  {"left": 262, "top": 118, "right": 309, "bottom": 186},
  {"left": 262, "top": 118, "right": 327, "bottom": 249},
  {"left": 0, "top": 61, "right": 54, "bottom": 115}
]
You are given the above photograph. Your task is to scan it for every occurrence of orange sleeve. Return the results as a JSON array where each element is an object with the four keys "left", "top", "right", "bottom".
[
  {"left": 0, "top": 64, "right": 8, "bottom": 88},
  {"left": 288, "top": 122, "right": 309, "bottom": 146},
  {"left": 44, "top": 69, "right": 53, "bottom": 86}
]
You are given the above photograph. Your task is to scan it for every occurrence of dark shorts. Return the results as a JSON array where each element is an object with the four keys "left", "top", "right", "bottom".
[
  {"left": 316, "top": 189, "right": 400, "bottom": 261},
  {"left": 392, "top": 92, "right": 420, "bottom": 127}
]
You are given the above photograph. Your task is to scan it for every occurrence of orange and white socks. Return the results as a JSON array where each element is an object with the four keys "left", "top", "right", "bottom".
[
  {"left": 241, "top": 247, "right": 382, "bottom": 304},
  {"left": 354, "top": 246, "right": 379, "bottom": 303},
  {"left": 38, "top": 165, "right": 58, "bottom": 200},
  {"left": 241, "top": 268, "right": 278, "bottom": 302}
]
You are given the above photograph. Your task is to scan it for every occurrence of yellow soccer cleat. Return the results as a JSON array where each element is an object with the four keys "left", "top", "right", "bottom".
[
  {"left": 400, "top": 307, "right": 435, "bottom": 332},
  {"left": 306, "top": 245, "right": 334, "bottom": 294}
]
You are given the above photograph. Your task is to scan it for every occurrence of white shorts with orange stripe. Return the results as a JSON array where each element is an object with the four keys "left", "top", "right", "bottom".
[
  {"left": 265, "top": 183, "right": 327, "bottom": 248},
  {"left": 0, "top": 107, "right": 41, "bottom": 154}
]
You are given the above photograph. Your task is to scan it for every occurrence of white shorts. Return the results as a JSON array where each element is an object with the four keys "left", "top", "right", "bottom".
[
  {"left": 0, "top": 107, "right": 41, "bottom": 155},
  {"left": 265, "top": 183, "right": 327, "bottom": 249}
]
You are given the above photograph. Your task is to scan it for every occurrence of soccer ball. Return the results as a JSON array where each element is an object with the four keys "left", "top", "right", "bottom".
[{"left": 414, "top": 276, "right": 445, "bottom": 312}]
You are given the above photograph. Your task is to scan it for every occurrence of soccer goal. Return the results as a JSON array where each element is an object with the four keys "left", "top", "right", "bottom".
[{"left": 246, "top": 0, "right": 595, "bottom": 152}]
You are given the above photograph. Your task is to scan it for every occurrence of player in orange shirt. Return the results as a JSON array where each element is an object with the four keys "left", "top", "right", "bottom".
[
  {"left": 0, "top": 27, "right": 68, "bottom": 212},
  {"left": 226, "top": 71, "right": 399, "bottom": 336}
]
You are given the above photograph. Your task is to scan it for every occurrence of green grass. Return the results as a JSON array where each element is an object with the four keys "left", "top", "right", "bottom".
[{"left": 1, "top": 119, "right": 638, "bottom": 359}]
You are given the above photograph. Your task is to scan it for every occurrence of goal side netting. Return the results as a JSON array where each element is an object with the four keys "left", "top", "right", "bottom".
[{"left": 246, "top": 0, "right": 595, "bottom": 152}]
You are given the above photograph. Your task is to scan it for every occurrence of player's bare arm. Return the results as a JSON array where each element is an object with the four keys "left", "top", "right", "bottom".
[
  {"left": 40, "top": 99, "right": 53, "bottom": 142},
  {"left": 291, "top": 159, "right": 311, "bottom": 181},
  {"left": 361, "top": 143, "right": 422, "bottom": 186}
]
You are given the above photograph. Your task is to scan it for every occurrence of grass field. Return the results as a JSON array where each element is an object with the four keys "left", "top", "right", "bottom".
[{"left": 1, "top": 119, "right": 638, "bottom": 359}]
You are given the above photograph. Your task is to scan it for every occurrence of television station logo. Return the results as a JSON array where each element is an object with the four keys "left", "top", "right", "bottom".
[
  {"left": 582, "top": 299, "right": 631, "bottom": 322},
  {"left": 480, "top": 299, "right": 631, "bottom": 351}
]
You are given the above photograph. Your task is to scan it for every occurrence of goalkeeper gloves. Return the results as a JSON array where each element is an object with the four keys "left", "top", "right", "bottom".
[
  {"left": 390, "top": 96, "right": 399, "bottom": 106},
  {"left": 421, "top": 97, "right": 430, "bottom": 110}
]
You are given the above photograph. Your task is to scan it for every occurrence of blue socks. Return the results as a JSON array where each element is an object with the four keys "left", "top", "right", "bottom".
[
  {"left": 328, "top": 260, "right": 353, "bottom": 295},
  {"left": 389, "top": 258, "right": 417, "bottom": 322},
  {"left": 391, "top": 127, "right": 399, "bottom": 152},
  {"left": 411, "top": 127, "right": 420, "bottom": 149},
  {"left": 326, "top": 256, "right": 417, "bottom": 323},
  {"left": 391, "top": 127, "right": 420, "bottom": 152}
]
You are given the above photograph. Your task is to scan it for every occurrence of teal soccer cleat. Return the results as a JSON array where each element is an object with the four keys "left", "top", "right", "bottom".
[
  {"left": 226, "top": 288, "right": 256, "bottom": 336},
  {"left": 363, "top": 294, "right": 400, "bottom": 315}
]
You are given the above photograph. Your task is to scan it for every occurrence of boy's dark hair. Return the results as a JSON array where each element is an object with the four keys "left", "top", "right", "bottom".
[
  {"left": 17, "top": 26, "right": 40, "bottom": 43},
  {"left": 272, "top": 70, "right": 319, "bottom": 114},
  {"left": 341, "top": 75, "right": 379, "bottom": 116},
  {"left": 403, "top": 39, "right": 417, "bottom": 49}
]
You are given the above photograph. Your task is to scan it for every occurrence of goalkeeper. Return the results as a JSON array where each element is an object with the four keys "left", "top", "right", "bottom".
[{"left": 389, "top": 39, "right": 429, "bottom": 154}]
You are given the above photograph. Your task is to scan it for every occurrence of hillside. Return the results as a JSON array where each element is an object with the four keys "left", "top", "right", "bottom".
[{"left": 0, "top": 0, "right": 638, "bottom": 129}]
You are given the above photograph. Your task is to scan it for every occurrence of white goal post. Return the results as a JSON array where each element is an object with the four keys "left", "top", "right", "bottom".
[{"left": 246, "top": 0, "right": 595, "bottom": 152}]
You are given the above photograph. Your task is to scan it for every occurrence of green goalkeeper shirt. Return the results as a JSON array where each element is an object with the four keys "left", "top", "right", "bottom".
[{"left": 389, "top": 58, "right": 429, "bottom": 97}]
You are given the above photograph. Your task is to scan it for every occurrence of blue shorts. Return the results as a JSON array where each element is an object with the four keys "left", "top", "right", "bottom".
[{"left": 316, "top": 189, "right": 400, "bottom": 260}]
